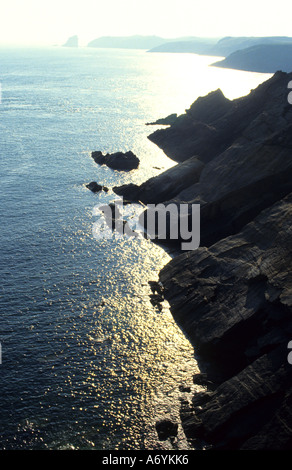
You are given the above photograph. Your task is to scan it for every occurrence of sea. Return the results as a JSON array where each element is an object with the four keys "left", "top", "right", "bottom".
[{"left": 0, "top": 46, "right": 272, "bottom": 450}]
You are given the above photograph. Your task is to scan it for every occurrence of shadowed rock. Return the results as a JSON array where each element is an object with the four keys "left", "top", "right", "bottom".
[
  {"left": 130, "top": 74, "right": 292, "bottom": 248},
  {"left": 150, "top": 73, "right": 292, "bottom": 450},
  {"left": 113, "top": 156, "right": 204, "bottom": 203},
  {"left": 92, "top": 72, "right": 292, "bottom": 449},
  {"left": 155, "top": 419, "right": 178, "bottom": 441},
  {"left": 86, "top": 182, "right": 109, "bottom": 193},
  {"left": 91, "top": 150, "right": 139, "bottom": 171},
  {"left": 146, "top": 113, "right": 178, "bottom": 126},
  {"left": 148, "top": 72, "right": 292, "bottom": 163},
  {"left": 159, "top": 194, "right": 292, "bottom": 449}
]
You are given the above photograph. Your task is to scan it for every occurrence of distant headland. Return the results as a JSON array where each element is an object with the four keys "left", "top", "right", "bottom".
[
  {"left": 212, "top": 43, "right": 292, "bottom": 73},
  {"left": 85, "top": 35, "right": 292, "bottom": 73}
]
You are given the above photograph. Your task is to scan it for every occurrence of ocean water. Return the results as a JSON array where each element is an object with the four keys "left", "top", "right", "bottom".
[{"left": 0, "top": 46, "right": 271, "bottom": 450}]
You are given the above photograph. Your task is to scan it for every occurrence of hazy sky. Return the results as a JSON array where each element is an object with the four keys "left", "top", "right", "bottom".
[{"left": 0, "top": 0, "right": 292, "bottom": 46}]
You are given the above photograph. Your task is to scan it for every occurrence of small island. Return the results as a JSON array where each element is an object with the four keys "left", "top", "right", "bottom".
[{"left": 91, "top": 150, "right": 140, "bottom": 171}]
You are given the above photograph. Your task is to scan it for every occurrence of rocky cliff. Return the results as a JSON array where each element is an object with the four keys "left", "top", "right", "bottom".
[
  {"left": 114, "top": 72, "right": 292, "bottom": 247},
  {"left": 157, "top": 72, "right": 292, "bottom": 449},
  {"left": 147, "top": 71, "right": 292, "bottom": 163},
  {"left": 160, "top": 195, "right": 292, "bottom": 449},
  {"left": 113, "top": 71, "right": 292, "bottom": 449}
]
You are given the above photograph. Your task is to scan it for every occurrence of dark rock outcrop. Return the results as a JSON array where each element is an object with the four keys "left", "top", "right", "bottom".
[
  {"left": 127, "top": 72, "right": 292, "bottom": 450},
  {"left": 113, "top": 73, "right": 292, "bottom": 249},
  {"left": 160, "top": 194, "right": 292, "bottom": 449},
  {"left": 155, "top": 419, "right": 178, "bottom": 441},
  {"left": 113, "top": 156, "right": 204, "bottom": 203},
  {"left": 169, "top": 124, "right": 292, "bottom": 248},
  {"left": 91, "top": 150, "right": 139, "bottom": 171},
  {"left": 86, "top": 182, "right": 109, "bottom": 193},
  {"left": 181, "top": 349, "right": 292, "bottom": 449},
  {"left": 89, "top": 72, "right": 292, "bottom": 449},
  {"left": 160, "top": 194, "right": 292, "bottom": 376},
  {"left": 146, "top": 113, "right": 178, "bottom": 126},
  {"left": 147, "top": 72, "right": 292, "bottom": 163}
]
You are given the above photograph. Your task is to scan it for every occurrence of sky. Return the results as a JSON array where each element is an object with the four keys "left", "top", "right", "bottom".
[{"left": 0, "top": 0, "right": 292, "bottom": 46}]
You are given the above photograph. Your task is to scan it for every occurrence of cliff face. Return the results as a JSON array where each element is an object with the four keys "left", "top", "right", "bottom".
[
  {"left": 114, "top": 72, "right": 292, "bottom": 250},
  {"left": 159, "top": 193, "right": 292, "bottom": 449},
  {"left": 116, "top": 72, "right": 292, "bottom": 449},
  {"left": 109, "top": 72, "right": 292, "bottom": 448},
  {"left": 147, "top": 72, "right": 292, "bottom": 163},
  {"left": 153, "top": 72, "right": 292, "bottom": 449}
]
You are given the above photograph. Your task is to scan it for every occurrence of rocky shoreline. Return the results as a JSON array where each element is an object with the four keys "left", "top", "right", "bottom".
[
  {"left": 160, "top": 194, "right": 292, "bottom": 449},
  {"left": 88, "top": 71, "right": 292, "bottom": 449},
  {"left": 114, "top": 71, "right": 292, "bottom": 449}
]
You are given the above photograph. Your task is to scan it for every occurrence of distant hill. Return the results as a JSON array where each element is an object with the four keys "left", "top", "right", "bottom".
[
  {"left": 88, "top": 35, "right": 168, "bottom": 49},
  {"left": 212, "top": 44, "right": 292, "bottom": 73},
  {"left": 63, "top": 35, "right": 78, "bottom": 47},
  {"left": 86, "top": 35, "right": 292, "bottom": 73},
  {"left": 148, "top": 35, "right": 292, "bottom": 58},
  {"left": 210, "top": 36, "right": 292, "bottom": 56},
  {"left": 147, "top": 38, "right": 220, "bottom": 55},
  {"left": 87, "top": 35, "right": 218, "bottom": 50}
]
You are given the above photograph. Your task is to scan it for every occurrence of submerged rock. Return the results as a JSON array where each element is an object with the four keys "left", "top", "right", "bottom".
[{"left": 91, "top": 150, "right": 139, "bottom": 171}]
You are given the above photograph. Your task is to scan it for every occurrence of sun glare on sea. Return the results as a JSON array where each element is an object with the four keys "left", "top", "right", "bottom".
[{"left": 145, "top": 52, "right": 273, "bottom": 116}]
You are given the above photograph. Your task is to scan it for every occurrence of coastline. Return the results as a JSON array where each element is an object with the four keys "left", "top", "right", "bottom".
[{"left": 96, "top": 70, "right": 292, "bottom": 449}]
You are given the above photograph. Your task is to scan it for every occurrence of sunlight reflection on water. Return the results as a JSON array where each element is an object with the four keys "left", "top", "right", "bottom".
[{"left": 0, "top": 47, "right": 271, "bottom": 450}]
